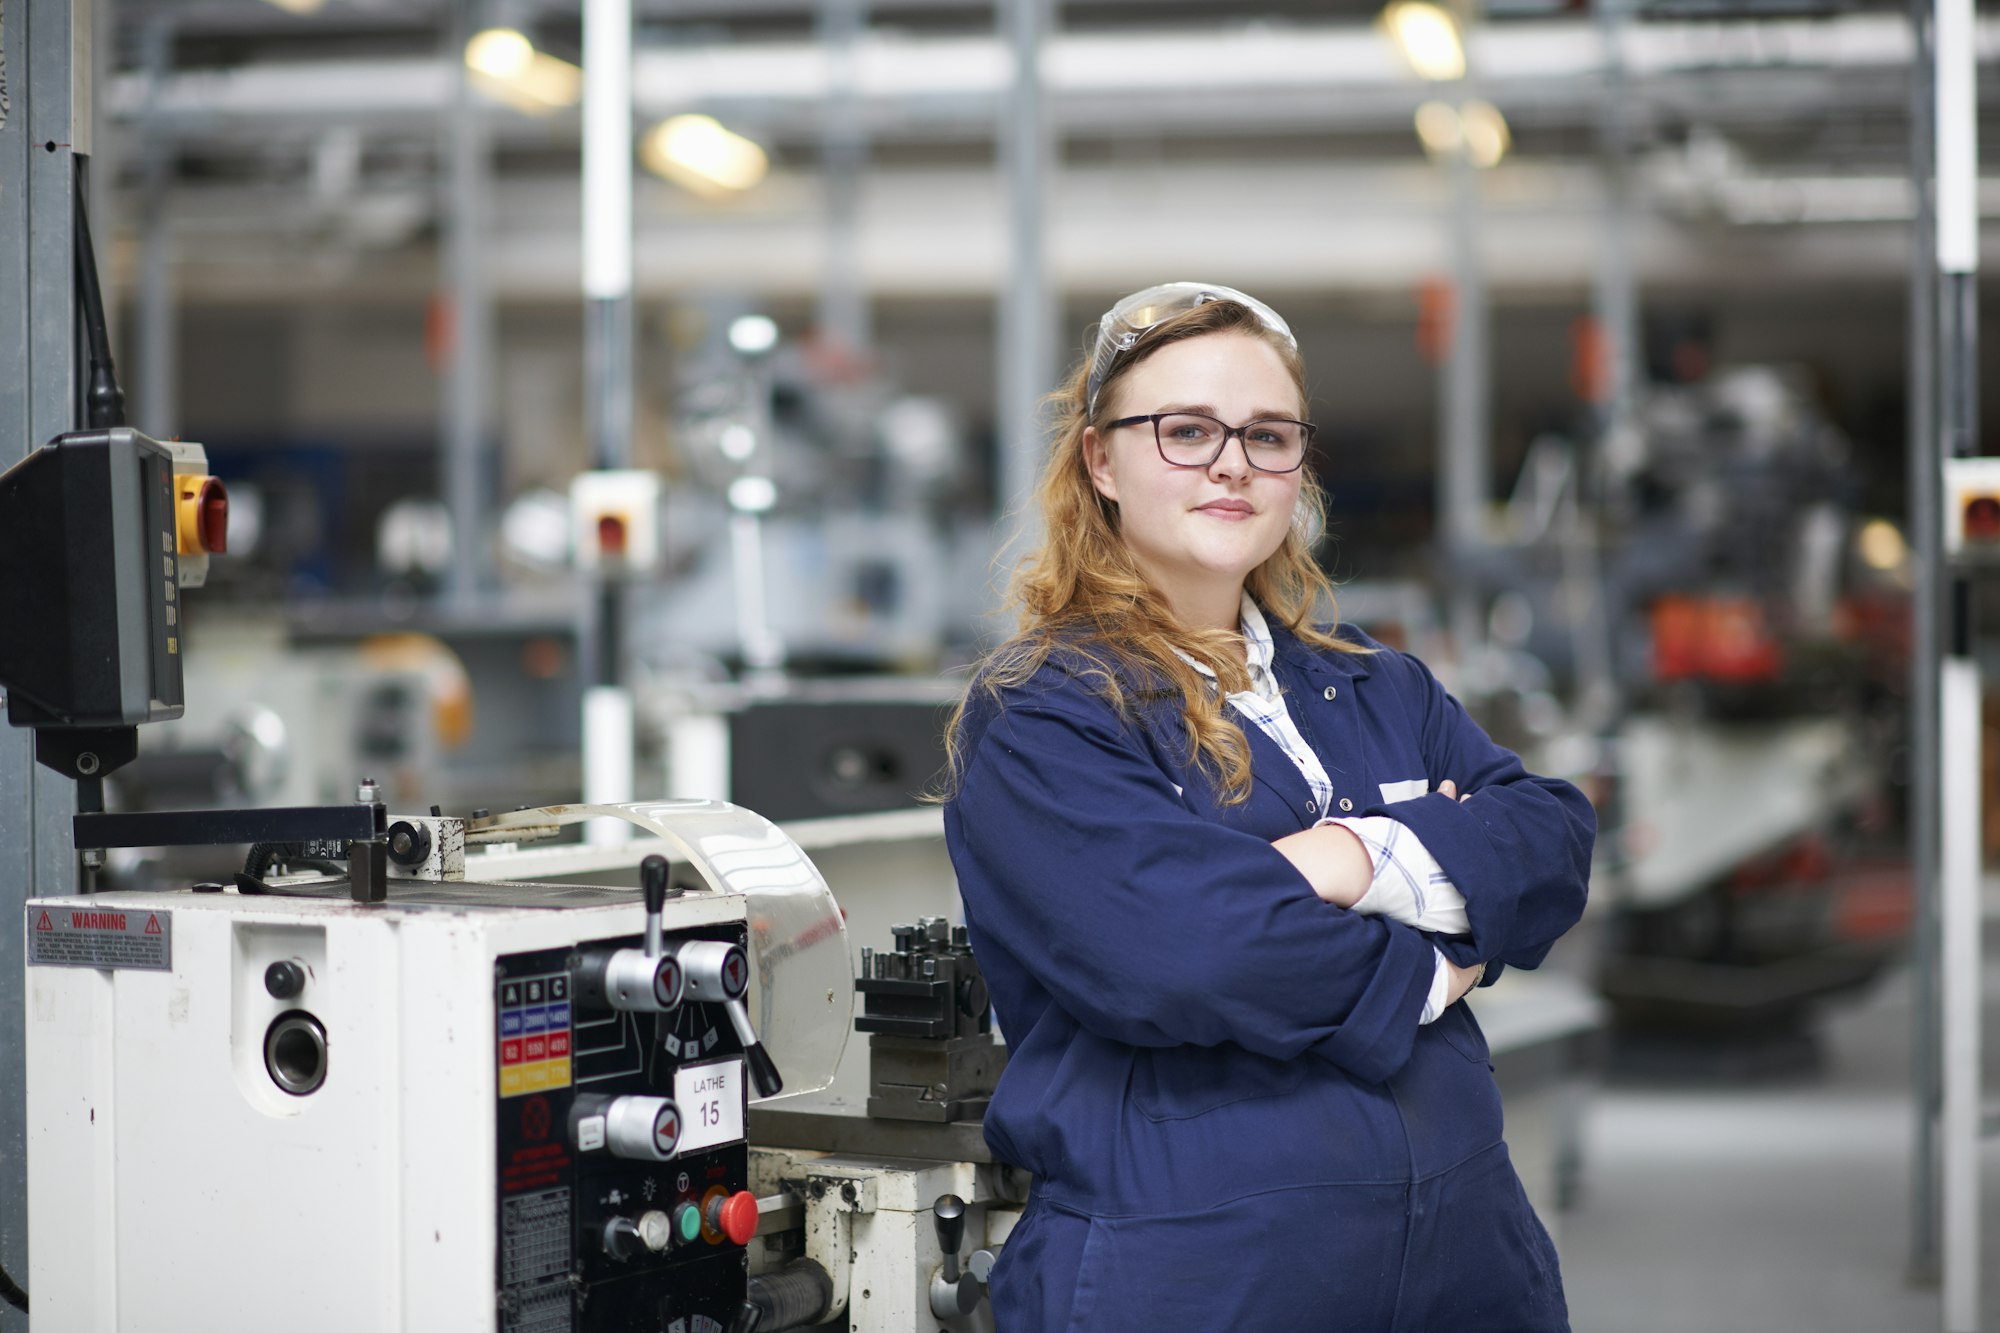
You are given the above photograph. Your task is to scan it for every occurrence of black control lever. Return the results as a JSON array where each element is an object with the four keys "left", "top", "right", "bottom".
[
  {"left": 575, "top": 856, "right": 683, "bottom": 1015},
  {"left": 641, "top": 854, "right": 668, "bottom": 957},
  {"left": 929, "top": 1194, "right": 980, "bottom": 1318},
  {"left": 680, "top": 940, "right": 783, "bottom": 1098},
  {"left": 935, "top": 1194, "right": 966, "bottom": 1283},
  {"left": 723, "top": 1299, "right": 763, "bottom": 1333}
]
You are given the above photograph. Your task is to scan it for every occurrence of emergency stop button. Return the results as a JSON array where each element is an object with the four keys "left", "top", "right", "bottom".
[
  {"left": 175, "top": 474, "right": 228, "bottom": 554},
  {"left": 713, "top": 1190, "right": 759, "bottom": 1246}
]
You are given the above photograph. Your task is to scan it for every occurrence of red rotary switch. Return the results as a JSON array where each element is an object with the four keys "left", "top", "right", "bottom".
[{"left": 715, "top": 1190, "right": 759, "bottom": 1246}]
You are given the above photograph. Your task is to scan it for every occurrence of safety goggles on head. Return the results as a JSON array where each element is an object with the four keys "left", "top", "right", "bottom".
[{"left": 1084, "top": 281, "right": 1298, "bottom": 419}]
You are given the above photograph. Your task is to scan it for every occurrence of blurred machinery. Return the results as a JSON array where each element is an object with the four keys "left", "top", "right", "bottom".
[
  {"left": 1470, "top": 364, "right": 1910, "bottom": 1071},
  {"left": 634, "top": 315, "right": 990, "bottom": 673}
]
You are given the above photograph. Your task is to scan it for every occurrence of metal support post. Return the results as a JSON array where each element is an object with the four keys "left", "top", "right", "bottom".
[
  {"left": 1933, "top": 0, "right": 1981, "bottom": 1327},
  {"left": 581, "top": 0, "right": 636, "bottom": 840},
  {"left": 994, "top": 0, "right": 1055, "bottom": 567},
  {"left": 1906, "top": 0, "right": 1943, "bottom": 1285},
  {"left": 1440, "top": 144, "right": 1488, "bottom": 566},
  {"left": 0, "top": 2, "right": 93, "bottom": 1322},
  {"left": 583, "top": 0, "right": 634, "bottom": 479},
  {"left": 818, "top": 0, "right": 870, "bottom": 357},
  {"left": 1438, "top": 24, "right": 1489, "bottom": 656},
  {"left": 1592, "top": 0, "right": 1639, "bottom": 457},
  {"left": 134, "top": 15, "right": 175, "bottom": 439},
  {"left": 442, "top": 0, "right": 494, "bottom": 607}
]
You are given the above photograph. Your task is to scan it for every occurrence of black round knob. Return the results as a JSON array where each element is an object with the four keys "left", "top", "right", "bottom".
[
  {"left": 386, "top": 821, "right": 432, "bottom": 867},
  {"left": 602, "top": 1216, "right": 645, "bottom": 1263},
  {"left": 264, "top": 960, "right": 306, "bottom": 1000}
]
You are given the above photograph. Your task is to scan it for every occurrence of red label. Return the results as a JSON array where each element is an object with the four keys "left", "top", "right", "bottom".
[
  {"left": 547, "top": 1032, "right": 570, "bottom": 1059},
  {"left": 523, "top": 1035, "right": 548, "bottom": 1061},
  {"left": 501, "top": 1039, "right": 524, "bottom": 1066}
]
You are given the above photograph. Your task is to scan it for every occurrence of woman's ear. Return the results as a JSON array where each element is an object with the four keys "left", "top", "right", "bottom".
[{"left": 1083, "top": 426, "right": 1119, "bottom": 503}]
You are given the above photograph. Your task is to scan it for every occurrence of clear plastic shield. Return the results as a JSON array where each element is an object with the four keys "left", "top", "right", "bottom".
[{"left": 477, "top": 799, "right": 851, "bottom": 1102}]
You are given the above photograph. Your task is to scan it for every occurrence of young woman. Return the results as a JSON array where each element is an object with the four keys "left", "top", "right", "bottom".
[{"left": 942, "top": 282, "right": 1593, "bottom": 1330}]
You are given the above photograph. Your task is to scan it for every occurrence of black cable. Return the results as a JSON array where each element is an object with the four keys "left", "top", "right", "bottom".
[
  {"left": 71, "top": 168, "right": 125, "bottom": 429},
  {"left": 0, "top": 1257, "right": 28, "bottom": 1313}
]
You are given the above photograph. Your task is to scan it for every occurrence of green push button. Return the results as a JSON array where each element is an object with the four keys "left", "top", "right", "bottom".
[{"left": 674, "top": 1202, "right": 703, "bottom": 1244}]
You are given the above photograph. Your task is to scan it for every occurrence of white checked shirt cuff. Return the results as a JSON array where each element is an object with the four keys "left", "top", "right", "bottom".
[
  {"left": 1320, "top": 814, "right": 1471, "bottom": 935},
  {"left": 1420, "top": 947, "right": 1452, "bottom": 1025}
]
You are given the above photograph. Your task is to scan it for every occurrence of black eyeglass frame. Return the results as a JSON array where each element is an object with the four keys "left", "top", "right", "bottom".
[{"left": 1107, "top": 412, "right": 1317, "bottom": 474}]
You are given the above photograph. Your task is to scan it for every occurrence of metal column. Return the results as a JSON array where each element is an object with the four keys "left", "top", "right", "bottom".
[
  {"left": 1592, "top": 0, "right": 1639, "bottom": 456},
  {"left": 134, "top": 14, "right": 175, "bottom": 439},
  {"left": 1438, "top": 18, "right": 1490, "bottom": 656},
  {"left": 581, "top": 0, "right": 636, "bottom": 838},
  {"left": 994, "top": 0, "right": 1055, "bottom": 559},
  {"left": 584, "top": 0, "right": 634, "bottom": 478},
  {"left": 818, "top": 0, "right": 870, "bottom": 357},
  {"left": 1905, "top": 0, "right": 1944, "bottom": 1285},
  {"left": 1933, "top": 0, "right": 1981, "bottom": 1328},
  {"left": 0, "top": 1, "right": 91, "bottom": 1324},
  {"left": 1440, "top": 145, "right": 1488, "bottom": 564},
  {"left": 441, "top": 0, "right": 494, "bottom": 608}
]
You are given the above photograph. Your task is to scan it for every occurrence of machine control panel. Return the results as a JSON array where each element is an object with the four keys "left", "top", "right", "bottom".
[{"left": 495, "top": 921, "right": 757, "bottom": 1332}]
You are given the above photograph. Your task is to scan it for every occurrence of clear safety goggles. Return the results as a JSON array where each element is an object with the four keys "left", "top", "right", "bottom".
[{"left": 1084, "top": 281, "right": 1298, "bottom": 418}]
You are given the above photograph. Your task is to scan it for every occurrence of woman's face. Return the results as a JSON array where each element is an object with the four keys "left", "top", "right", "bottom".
[{"left": 1083, "top": 330, "right": 1306, "bottom": 606}]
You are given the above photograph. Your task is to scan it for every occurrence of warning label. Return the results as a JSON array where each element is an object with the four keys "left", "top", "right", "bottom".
[
  {"left": 26, "top": 905, "right": 172, "bottom": 971},
  {"left": 499, "top": 1187, "right": 572, "bottom": 1333}
]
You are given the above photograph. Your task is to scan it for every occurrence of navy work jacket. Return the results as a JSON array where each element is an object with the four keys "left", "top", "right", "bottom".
[{"left": 944, "top": 622, "right": 1593, "bottom": 1330}]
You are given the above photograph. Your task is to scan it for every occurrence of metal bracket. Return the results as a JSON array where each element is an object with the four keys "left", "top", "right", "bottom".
[{"left": 801, "top": 1168, "right": 877, "bottom": 1321}]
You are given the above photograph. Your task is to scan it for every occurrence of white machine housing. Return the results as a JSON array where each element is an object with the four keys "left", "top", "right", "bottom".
[{"left": 25, "top": 884, "right": 747, "bottom": 1332}]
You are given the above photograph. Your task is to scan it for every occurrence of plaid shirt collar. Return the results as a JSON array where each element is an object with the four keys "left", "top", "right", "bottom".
[{"left": 1176, "top": 593, "right": 1337, "bottom": 814}]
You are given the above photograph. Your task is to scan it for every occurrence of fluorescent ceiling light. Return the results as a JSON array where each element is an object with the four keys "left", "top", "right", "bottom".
[
  {"left": 1414, "top": 100, "right": 1461, "bottom": 156},
  {"left": 1413, "top": 98, "right": 1509, "bottom": 168},
  {"left": 466, "top": 28, "right": 534, "bottom": 80},
  {"left": 1459, "top": 100, "right": 1511, "bottom": 168},
  {"left": 261, "top": 0, "right": 325, "bottom": 13},
  {"left": 642, "top": 116, "right": 769, "bottom": 197},
  {"left": 466, "top": 29, "right": 582, "bottom": 114},
  {"left": 1380, "top": 2, "right": 1466, "bottom": 81}
]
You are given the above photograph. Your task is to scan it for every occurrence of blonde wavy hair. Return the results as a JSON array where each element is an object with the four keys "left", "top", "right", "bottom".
[{"left": 942, "top": 296, "right": 1366, "bottom": 805}]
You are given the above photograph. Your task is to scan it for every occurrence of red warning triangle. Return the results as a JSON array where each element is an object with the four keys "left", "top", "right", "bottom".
[
  {"left": 144, "top": 914, "right": 162, "bottom": 935},
  {"left": 34, "top": 911, "right": 52, "bottom": 932}
]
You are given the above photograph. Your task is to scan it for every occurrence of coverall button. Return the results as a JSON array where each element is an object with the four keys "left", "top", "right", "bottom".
[
  {"left": 1339, "top": 797, "right": 1354, "bottom": 812},
  {"left": 1323, "top": 686, "right": 1337, "bottom": 701}
]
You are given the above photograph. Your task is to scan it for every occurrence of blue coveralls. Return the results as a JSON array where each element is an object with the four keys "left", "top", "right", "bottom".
[{"left": 943, "top": 623, "right": 1595, "bottom": 1331}]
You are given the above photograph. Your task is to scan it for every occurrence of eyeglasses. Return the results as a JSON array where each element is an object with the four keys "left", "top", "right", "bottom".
[
  {"left": 1108, "top": 412, "right": 1315, "bottom": 473},
  {"left": 1086, "top": 282, "right": 1296, "bottom": 418}
]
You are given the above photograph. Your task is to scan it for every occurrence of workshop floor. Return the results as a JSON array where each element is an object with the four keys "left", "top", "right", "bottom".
[{"left": 1560, "top": 927, "right": 2000, "bottom": 1333}]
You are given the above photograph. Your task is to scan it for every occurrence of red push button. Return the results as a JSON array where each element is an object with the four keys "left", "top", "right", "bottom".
[{"left": 716, "top": 1190, "right": 758, "bottom": 1246}]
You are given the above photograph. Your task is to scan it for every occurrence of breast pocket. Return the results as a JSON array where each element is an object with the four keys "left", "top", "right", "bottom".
[{"left": 1130, "top": 1045, "right": 1307, "bottom": 1122}]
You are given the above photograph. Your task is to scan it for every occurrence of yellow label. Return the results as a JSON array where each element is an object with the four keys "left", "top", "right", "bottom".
[
  {"left": 499, "top": 1066, "right": 525, "bottom": 1098},
  {"left": 167, "top": 637, "right": 178, "bottom": 655},
  {"left": 545, "top": 1057, "right": 571, "bottom": 1087},
  {"left": 522, "top": 1063, "right": 552, "bottom": 1092}
]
